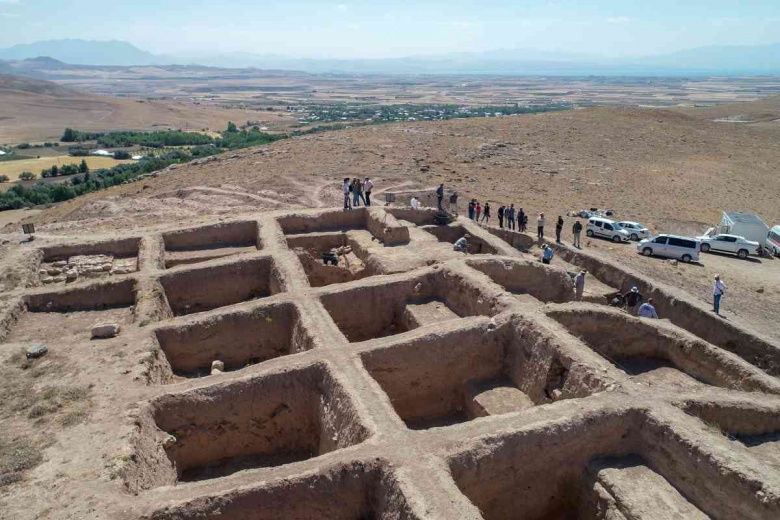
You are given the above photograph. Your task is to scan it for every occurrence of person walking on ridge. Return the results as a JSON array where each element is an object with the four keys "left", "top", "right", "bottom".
[
  {"left": 713, "top": 275, "right": 727, "bottom": 315},
  {"left": 498, "top": 205, "right": 505, "bottom": 229},
  {"left": 482, "top": 202, "right": 491, "bottom": 223},
  {"left": 343, "top": 178, "right": 352, "bottom": 210},
  {"left": 436, "top": 184, "right": 444, "bottom": 210},
  {"left": 507, "top": 204, "right": 516, "bottom": 231},
  {"left": 537, "top": 213, "right": 545, "bottom": 239},
  {"left": 555, "top": 216, "right": 564, "bottom": 243},
  {"left": 572, "top": 220, "right": 583, "bottom": 248}
]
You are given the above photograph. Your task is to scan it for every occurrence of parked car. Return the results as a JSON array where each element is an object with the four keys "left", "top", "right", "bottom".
[
  {"left": 768, "top": 225, "right": 780, "bottom": 257},
  {"left": 702, "top": 212, "right": 769, "bottom": 249},
  {"left": 617, "top": 221, "right": 650, "bottom": 241},
  {"left": 637, "top": 234, "right": 700, "bottom": 263},
  {"left": 695, "top": 233, "right": 761, "bottom": 259},
  {"left": 586, "top": 217, "right": 630, "bottom": 242}
]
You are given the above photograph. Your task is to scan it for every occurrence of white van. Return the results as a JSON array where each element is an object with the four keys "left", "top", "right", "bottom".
[
  {"left": 637, "top": 234, "right": 701, "bottom": 263},
  {"left": 768, "top": 225, "right": 780, "bottom": 257},
  {"left": 586, "top": 217, "right": 630, "bottom": 243}
]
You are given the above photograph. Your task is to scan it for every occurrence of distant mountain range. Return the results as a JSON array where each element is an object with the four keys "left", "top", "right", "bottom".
[{"left": 1, "top": 39, "right": 780, "bottom": 75}]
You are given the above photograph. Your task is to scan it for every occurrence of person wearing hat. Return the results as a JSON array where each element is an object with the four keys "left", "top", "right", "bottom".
[
  {"left": 541, "top": 243, "right": 554, "bottom": 264},
  {"left": 713, "top": 275, "right": 727, "bottom": 315},
  {"left": 453, "top": 233, "right": 470, "bottom": 253},
  {"left": 622, "top": 286, "right": 644, "bottom": 315},
  {"left": 574, "top": 269, "right": 587, "bottom": 301}
]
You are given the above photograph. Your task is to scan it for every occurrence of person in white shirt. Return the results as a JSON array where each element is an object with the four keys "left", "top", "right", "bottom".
[
  {"left": 574, "top": 269, "right": 586, "bottom": 301},
  {"left": 537, "top": 213, "right": 546, "bottom": 239},
  {"left": 637, "top": 298, "right": 659, "bottom": 319},
  {"left": 713, "top": 275, "right": 727, "bottom": 315},
  {"left": 410, "top": 196, "right": 420, "bottom": 209},
  {"left": 342, "top": 178, "right": 351, "bottom": 210},
  {"left": 364, "top": 178, "right": 374, "bottom": 206},
  {"left": 453, "top": 234, "right": 470, "bottom": 253}
]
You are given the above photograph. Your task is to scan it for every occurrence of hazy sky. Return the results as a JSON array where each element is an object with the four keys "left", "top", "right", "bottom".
[{"left": 1, "top": 0, "right": 779, "bottom": 58}]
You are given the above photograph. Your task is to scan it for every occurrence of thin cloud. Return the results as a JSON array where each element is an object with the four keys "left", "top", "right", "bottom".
[
  {"left": 0, "top": 12, "right": 20, "bottom": 16},
  {"left": 606, "top": 16, "right": 633, "bottom": 24},
  {"left": 336, "top": 3, "right": 348, "bottom": 11},
  {"left": 0, "top": 0, "right": 21, "bottom": 4}
]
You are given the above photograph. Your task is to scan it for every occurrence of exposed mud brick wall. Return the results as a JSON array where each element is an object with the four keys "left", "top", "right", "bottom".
[
  {"left": 159, "top": 257, "right": 283, "bottom": 316},
  {"left": 278, "top": 209, "right": 367, "bottom": 234},
  {"left": 42, "top": 237, "right": 141, "bottom": 261},
  {"left": 145, "top": 461, "right": 420, "bottom": 520},
  {"left": 551, "top": 244, "right": 780, "bottom": 376},
  {"left": 385, "top": 207, "right": 439, "bottom": 226},
  {"left": 153, "top": 302, "right": 314, "bottom": 376},
  {"left": 680, "top": 400, "right": 780, "bottom": 437},
  {"left": 639, "top": 411, "right": 780, "bottom": 520},
  {"left": 467, "top": 257, "right": 575, "bottom": 303},
  {"left": 430, "top": 268, "right": 502, "bottom": 318},
  {"left": 365, "top": 208, "right": 410, "bottom": 246},
  {"left": 483, "top": 226, "right": 536, "bottom": 251},
  {"left": 361, "top": 325, "right": 505, "bottom": 424},
  {"left": 286, "top": 232, "right": 350, "bottom": 252},
  {"left": 0, "top": 297, "right": 25, "bottom": 342},
  {"left": 448, "top": 409, "right": 641, "bottom": 520},
  {"left": 423, "top": 225, "right": 498, "bottom": 254},
  {"left": 162, "top": 221, "right": 260, "bottom": 251},
  {"left": 25, "top": 279, "right": 137, "bottom": 312},
  {"left": 146, "top": 363, "right": 369, "bottom": 482},
  {"left": 549, "top": 306, "right": 780, "bottom": 394}
]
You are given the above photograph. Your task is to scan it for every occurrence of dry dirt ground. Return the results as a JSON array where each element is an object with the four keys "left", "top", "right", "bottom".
[
  {"left": 0, "top": 206, "right": 779, "bottom": 519},
  {"left": 0, "top": 75, "right": 284, "bottom": 143},
  {"left": 7, "top": 96, "right": 778, "bottom": 342}
]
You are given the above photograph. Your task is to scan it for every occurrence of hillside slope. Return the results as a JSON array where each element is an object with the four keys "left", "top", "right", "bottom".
[{"left": 0, "top": 74, "right": 265, "bottom": 142}]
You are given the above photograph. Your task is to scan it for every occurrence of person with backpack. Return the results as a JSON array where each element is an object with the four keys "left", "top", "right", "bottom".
[
  {"left": 572, "top": 220, "right": 583, "bottom": 248},
  {"left": 497, "top": 205, "right": 505, "bottom": 229},
  {"left": 555, "top": 216, "right": 564, "bottom": 243}
]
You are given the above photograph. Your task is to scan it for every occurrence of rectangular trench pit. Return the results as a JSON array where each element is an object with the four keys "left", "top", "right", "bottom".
[
  {"left": 153, "top": 302, "right": 317, "bottom": 380},
  {"left": 361, "top": 323, "right": 596, "bottom": 430},
  {"left": 162, "top": 221, "right": 261, "bottom": 268},
  {"left": 467, "top": 258, "right": 576, "bottom": 305},
  {"left": 448, "top": 412, "right": 711, "bottom": 520},
  {"left": 546, "top": 306, "right": 776, "bottom": 394},
  {"left": 422, "top": 225, "right": 498, "bottom": 255},
  {"left": 6, "top": 280, "right": 137, "bottom": 343},
  {"left": 146, "top": 461, "right": 420, "bottom": 520},
  {"left": 160, "top": 256, "right": 284, "bottom": 316},
  {"left": 286, "top": 232, "right": 379, "bottom": 288},
  {"left": 39, "top": 237, "right": 141, "bottom": 285},
  {"left": 321, "top": 270, "right": 498, "bottom": 343},
  {"left": 140, "top": 363, "right": 370, "bottom": 485}
]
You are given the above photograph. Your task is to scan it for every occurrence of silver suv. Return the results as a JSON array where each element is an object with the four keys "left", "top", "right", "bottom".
[{"left": 637, "top": 234, "right": 700, "bottom": 263}]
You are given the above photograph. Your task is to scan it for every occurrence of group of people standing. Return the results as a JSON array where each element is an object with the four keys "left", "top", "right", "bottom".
[
  {"left": 467, "top": 200, "right": 490, "bottom": 222},
  {"left": 342, "top": 177, "right": 374, "bottom": 209},
  {"left": 496, "top": 204, "right": 528, "bottom": 232}
]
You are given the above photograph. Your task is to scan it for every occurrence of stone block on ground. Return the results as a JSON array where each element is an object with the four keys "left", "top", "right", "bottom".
[
  {"left": 26, "top": 343, "right": 48, "bottom": 359},
  {"left": 92, "top": 323, "right": 121, "bottom": 339}
]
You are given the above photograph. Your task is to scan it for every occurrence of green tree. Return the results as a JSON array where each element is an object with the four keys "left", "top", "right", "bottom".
[
  {"left": 79, "top": 159, "right": 89, "bottom": 173},
  {"left": 19, "top": 171, "right": 36, "bottom": 181},
  {"left": 226, "top": 121, "right": 238, "bottom": 133},
  {"left": 61, "top": 128, "right": 77, "bottom": 142},
  {"left": 113, "top": 150, "right": 131, "bottom": 160},
  {"left": 0, "top": 175, "right": 9, "bottom": 182},
  {"left": 51, "top": 165, "right": 59, "bottom": 177}
]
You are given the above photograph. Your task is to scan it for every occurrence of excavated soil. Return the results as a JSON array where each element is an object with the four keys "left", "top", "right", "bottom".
[{"left": 0, "top": 206, "right": 779, "bottom": 520}]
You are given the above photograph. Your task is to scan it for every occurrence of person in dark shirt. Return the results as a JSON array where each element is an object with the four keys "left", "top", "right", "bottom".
[
  {"left": 572, "top": 220, "right": 583, "bottom": 248},
  {"left": 498, "top": 205, "right": 505, "bottom": 228},
  {"left": 555, "top": 216, "right": 564, "bottom": 243},
  {"left": 622, "top": 287, "right": 644, "bottom": 314}
]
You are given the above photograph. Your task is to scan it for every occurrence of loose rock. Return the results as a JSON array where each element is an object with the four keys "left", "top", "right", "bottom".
[
  {"left": 26, "top": 343, "right": 48, "bottom": 359},
  {"left": 92, "top": 323, "right": 121, "bottom": 339}
]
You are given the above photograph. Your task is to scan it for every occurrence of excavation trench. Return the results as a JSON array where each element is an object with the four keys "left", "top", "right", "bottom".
[
  {"left": 145, "top": 460, "right": 420, "bottom": 520},
  {"left": 152, "top": 301, "right": 316, "bottom": 381},
  {"left": 320, "top": 268, "right": 501, "bottom": 343},
  {"left": 466, "top": 257, "right": 575, "bottom": 305},
  {"left": 422, "top": 224, "right": 498, "bottom": 255},
  {"left": 159, "top": 256, "right": 284, "bottom": 316},
  {"left": 448, "top": 409, "right": 748, "bottom": 520},
  {"left": 39, "top": 237, "right": 141, "bottom": 285},
  {"left": 130, "top": 363, "right": 370, "bottom": 489},
  {"left": 361, "top": 321, "right": 603, "bottom": 430},
  {"left": 162, "top": 220, "right": 260, "bottom": 268},
  {"left": 548, "top": 306, "right": 780, "bottom": 394},
  {"left": 277, "top": 208, "right": 409, "bottom": 245},
  {"left": 287, "top": 231, "right": 381, "bottom": 287}
]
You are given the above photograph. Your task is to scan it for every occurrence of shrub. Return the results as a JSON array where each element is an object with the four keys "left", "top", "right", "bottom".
[
  {"left": 113, "top": 150, "right": 131, "bottom": 160},
  {"left": 0, "top": 175, "right": 9, "bottom": 182},
  {"left": 19, "top": 172, "right": 36, "bottom": 181}
]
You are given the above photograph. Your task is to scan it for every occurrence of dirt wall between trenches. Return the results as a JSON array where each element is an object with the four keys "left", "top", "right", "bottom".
[
  {"left": 483, "top": 226, "right": 535, "bottom": 251},
  {"left": 153, "top": 302, "right": 314, "bottom": 376},
  {"left": 162, "top": 220, "right": 260, "bottom": 251},
  {"left": 278, "top": 209, "right": 367, "bottom": 234},
  {"left": 679, "top": 399, "right": 780, "bottom": 437},
  {"left": 385, "top": 207, "right": 439, "bottom": 226},
  {"left": 25, "top": 278, "right": 137, "bottom": 312},
  {"left": 549, "top": 306, "right": 780, "bottom": 394},
  {"left": 467, "top": 257, "right": 575, "bottom": 303},
  {"left": 550, "top": 243, "right": 780, "bottom": 376},
  {"left": 42, "top": 237, "right": 141, "bottom": 261},
  {"left": 365, "top": 208, "right": 410, "bottom": 245}
]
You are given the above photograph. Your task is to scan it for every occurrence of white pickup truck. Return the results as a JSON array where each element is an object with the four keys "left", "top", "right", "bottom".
[{"left": 696, "top": 233, "right": 761, "bottom": 260}]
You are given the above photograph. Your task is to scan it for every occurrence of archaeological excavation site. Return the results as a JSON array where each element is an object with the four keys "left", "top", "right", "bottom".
[{"left": 2, "top": 205, "right": 780, "bottom": 520}]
